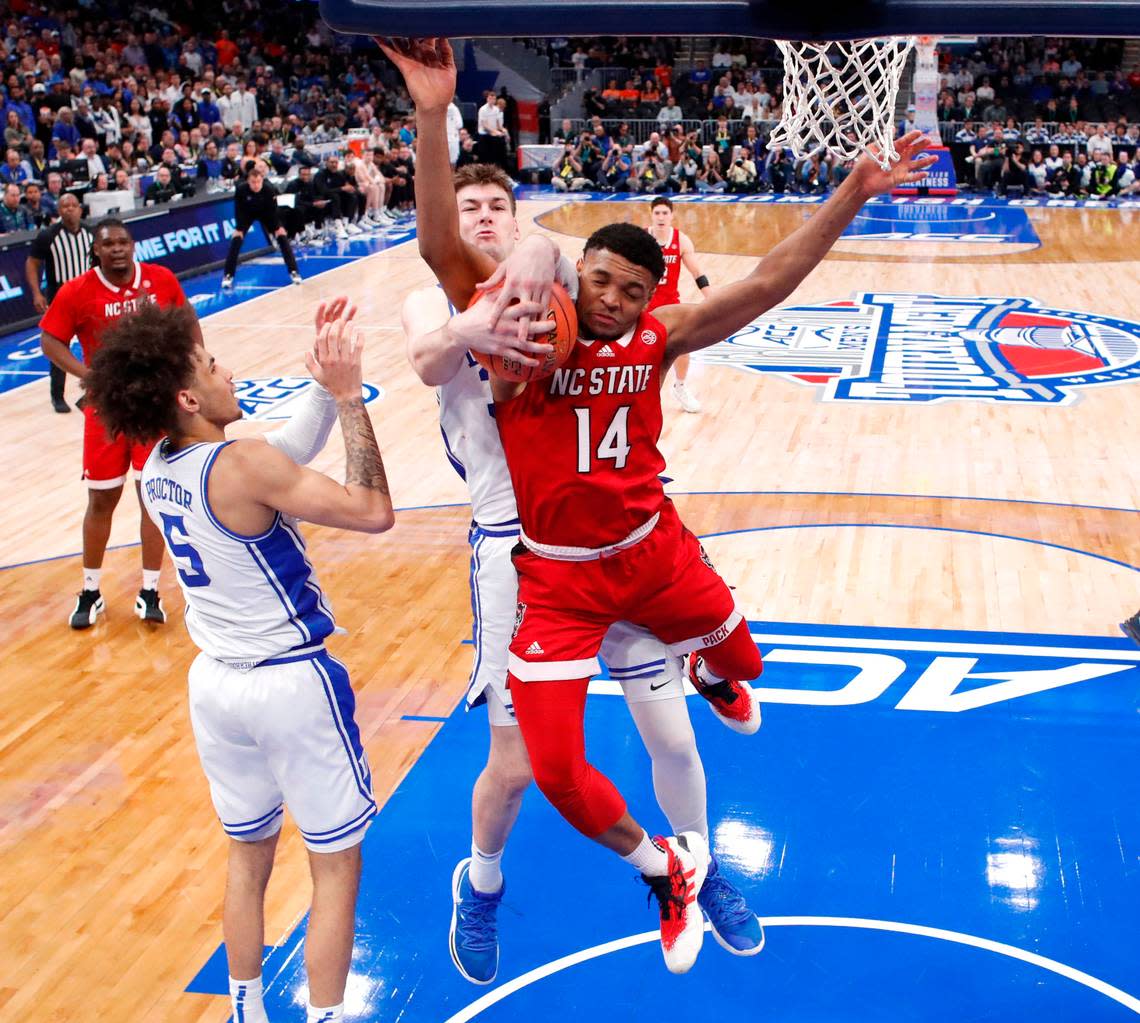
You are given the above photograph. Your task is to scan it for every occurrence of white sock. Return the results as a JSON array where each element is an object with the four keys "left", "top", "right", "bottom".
[
  {"left": 469, "top": 842, "right": 504, "bottom": 894},
  {"left": 82, "top": 567, "right": 101, "bottom": 592},
  {"left": 307, "top": 1001, "right": 344, "bottom": 1022},
  {"left": 229, "top": 976, "right": 269, "bottom": 1023},
  {"left": 621, "top": 830, "right": 669, "bottom": 876},
  {"left": 695, "top": 656, "right": 725, "bottom": 686},
  {"left": 141, "top": 569, "right": 160, "bottom": 592}
]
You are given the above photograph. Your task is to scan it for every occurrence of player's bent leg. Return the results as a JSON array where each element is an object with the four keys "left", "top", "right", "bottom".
[
  {"left": 224, "top": 830, "right": 279, "bottom": 1023},
  {"left": 305, "top": 841, "right": 362, "bottom": 1021},
  {"left": 625, "top": 695, "right": 708, "bottom": 839},
  {"left": 508, "top": 672, "right": 627, "bottom": 838},
  {"left": 689, "top": 619, "right": 763, "bottom": 735}
]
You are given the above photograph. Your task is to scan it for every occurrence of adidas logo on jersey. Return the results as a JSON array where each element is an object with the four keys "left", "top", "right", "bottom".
[
  {"left": 597, "top": 344, "right": 616, "bottom": 358},
  {"left": 525, "top": 640, "right": 545, "bottom": 655}
]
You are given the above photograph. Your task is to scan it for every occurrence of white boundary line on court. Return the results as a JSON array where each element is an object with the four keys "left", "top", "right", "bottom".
[{"left": 443, "top": 916, "right": 1140, "bottom": 1022}]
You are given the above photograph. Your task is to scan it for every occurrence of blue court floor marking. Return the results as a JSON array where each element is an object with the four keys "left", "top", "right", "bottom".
[
  {"left": 442, "top": 917, "right": 1140, "bottom": 1023},
  {"left": 697, "top": 521, "right": 1140, "bottom": 573},
  {"left": 199, "top": 614, "right": 1140, "bottom": 1022},
  {"left": 400, "top": 714, "right": 449, "bottom": 723},
  {"left": 0, "top": 224, "right": 417, "bottom": 399}
]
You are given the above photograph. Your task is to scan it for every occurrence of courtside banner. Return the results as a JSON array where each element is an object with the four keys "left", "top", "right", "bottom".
[
  {"left": 0, "top": 195, "right": 269, "bottom": 329},
  {"left": 892, "top": 146, "right": 958, "bottom": 195}
]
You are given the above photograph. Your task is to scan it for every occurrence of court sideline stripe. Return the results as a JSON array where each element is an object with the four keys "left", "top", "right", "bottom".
[{"left": 442, "top": 916, "right": 1140, "bottom": 1022}]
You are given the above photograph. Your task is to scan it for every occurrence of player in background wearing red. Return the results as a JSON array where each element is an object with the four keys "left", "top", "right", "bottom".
[
  {"left": 40, "top": 217, "right": 204, "bottom": 629},
  {"left": 647, "top": 196, "right": 709, "bottom": 413}
]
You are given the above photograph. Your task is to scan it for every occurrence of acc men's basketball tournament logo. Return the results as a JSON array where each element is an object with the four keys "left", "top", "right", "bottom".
[
  {"left": 699, "top": 293, "right": 1140, "bottom": 404},
  {"left": 235, "top": 376, "right": 385, "bottom": 420}
]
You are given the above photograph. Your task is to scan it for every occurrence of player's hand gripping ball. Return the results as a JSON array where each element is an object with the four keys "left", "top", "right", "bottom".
[{"left": 470, "top": 281, "right": 577, "bottom": 382}]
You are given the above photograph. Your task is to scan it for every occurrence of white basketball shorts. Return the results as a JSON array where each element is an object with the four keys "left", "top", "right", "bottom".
[
  {"left": 188, "top": 649, "right": 376, "bottom": 853},
  {"left": 465, "top": 525, "right": 685, "bottom": 727}
]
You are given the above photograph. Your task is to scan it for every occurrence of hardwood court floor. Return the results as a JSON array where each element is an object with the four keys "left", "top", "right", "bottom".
[{"left": 1, "top": 197, "right": 1137, "bottom": 1021}]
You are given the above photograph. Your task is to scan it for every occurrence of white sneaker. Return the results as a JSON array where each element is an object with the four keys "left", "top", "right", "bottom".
[
  {"left": 290, "top": 271, "right": 303, "bottom": 285},
  {"left": 642, "top": 832, "right": 709, "bottom": 974},
  {"left": 335, "top": 221, "right": 348, "bottom": 239},
  {"left": 673, "top": 380, "right": 701, "bottom": 413},
  {"left": 221, "top": 275, "right": 234, "bottom": 290},
  {"left": 345, "top": 222, "right": 363, "bottom": 235}
]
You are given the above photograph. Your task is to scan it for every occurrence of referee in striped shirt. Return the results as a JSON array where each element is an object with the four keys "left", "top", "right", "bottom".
[{"left": 26, "top": 194, "right": 93, "bottom": 413}]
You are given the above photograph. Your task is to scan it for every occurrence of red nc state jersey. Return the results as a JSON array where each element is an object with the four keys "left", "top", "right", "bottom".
[
  {"left": 495, "top": 311, "right": 668, "bottom": 550},
  {"left": 647, "top": 228, "right": 681, "bottom": 311},
  {"left": 39, "top": 263, "right": 186, "bottom": 363}
]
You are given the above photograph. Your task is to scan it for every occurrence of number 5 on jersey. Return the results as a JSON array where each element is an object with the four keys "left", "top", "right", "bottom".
[
  {"left": 161, "top": 512, "right": 211, "bottom": 587},
  {"left": 574, "top": 406, "right": 631, "bottom": 473}
]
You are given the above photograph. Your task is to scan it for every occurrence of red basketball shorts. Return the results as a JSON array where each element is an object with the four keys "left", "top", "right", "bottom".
[
  {"left": 82, "top": 403, "right": 155, "bottom": 488},
  {"left": 508, "top": 500, "right": 742, "bottom": 682}
]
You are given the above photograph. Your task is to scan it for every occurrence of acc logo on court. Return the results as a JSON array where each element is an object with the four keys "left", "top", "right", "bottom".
[
  {"left": 235, "top": 376, "right": 385, "bottom": 420},
  {"left": 698, "top": 293, "right": 1140, "bottom": 404},
  {"left": 640, "top": 328, "right": 658, "bottom": 346}
]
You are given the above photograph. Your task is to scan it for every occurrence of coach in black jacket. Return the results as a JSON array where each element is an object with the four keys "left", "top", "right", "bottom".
[{"left": 221, "top": 164, "right": 301, "bottom": 288}]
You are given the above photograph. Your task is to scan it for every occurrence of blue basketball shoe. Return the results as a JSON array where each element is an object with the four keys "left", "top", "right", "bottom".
[
  {"left": 449, "top": 858, "right": 504, "bottom": 984},
  {"left": 697, "top": 854, "right": 765, "bottom": 956}
]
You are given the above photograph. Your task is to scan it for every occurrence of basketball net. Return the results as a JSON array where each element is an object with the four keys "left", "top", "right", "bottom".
[{"left": 767, "top": 36, "right": 916, "bottom": 169}]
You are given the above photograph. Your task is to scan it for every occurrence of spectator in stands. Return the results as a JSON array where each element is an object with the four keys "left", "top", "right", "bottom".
[
  {"left": 112, "top": 169, "right": 133, "bottom": 192},
  {"left": 1117, "top": 152, "right": 1139, "bottom": 196},
  {"left": 727, "top": 147, "right": 758, "bottom": 193},
  {"left": 21, "top": 182, "right": 52, "bottom": 227},
  {"left": 197, "top": 140, "right": 224, "bottom": 184},
  {"left": 1087, "top": 123, "right": 1114, "bottom": 160},
  {"left": 6, "top": 110, "right": 32, "bottom": 153},
  {"left": 689, "top": 59, "right": 711, "bottom": 87},
  {"left": 1089, "top": 149, "right": 1120, "bottom": 199},
  {"left": 79, "top": 138, "right": 108, "bottom": 181},
  {"left": 1001, "top": 142, "right": 1029, "bottom": 193},
  {"left": 631, "top": 145, "right": 670, "bottom": 194},
  {"left": 897, "top": 104, "right": 918, "bottom": 137},
  {"left": 955, "top": 121, "right": 978, "bottom": 144},
  {"left": 197, "top": 88, "right": 221, "bottom": 128},
  {"left": 0, "top": 182, "right": 33, "bottom": 233},
  {"left": 1, "top": 148, "right": 29, "bottom": 185},
  {"left": 975, "top": 76, "right": 995, "bottom": 105},
  {"left": 698, "top": 149, "right": 726, "bottom": 192},
  {"left": 1044, "top": 143, "right": 1064, "bottom": 175},
  {"left": 23, "top": 140, "right": 48, "bottom": 183},
  {"left": 598, "top": 143, "right": 632, "bottom": 192},
  {"left": 477, "top": 89, "right": 508, "bottom": 171},
  {"left": 42, "top": 173, "right": 64, "bottom": 218},
  {"left": 144, "top": 164, "right": 179, "bottom": 204},
  {"left": 51, "top": 107, "right": 81, "bottom": 155},
  {"left": 576, "top": 130, "right": 603, "bottom": 181},
  {"left": 552, "top": 143, "right": 588, "bottom": 192},
  {"left": 1072, "top": 151, "right": 1092, "bottom": 195},
  {"left": 959, "top": 91, "right": 982, "bottom": 123}
]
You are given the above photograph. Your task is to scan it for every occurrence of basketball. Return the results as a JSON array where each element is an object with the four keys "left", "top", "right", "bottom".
[{"left": 468, "top": 281, "right": 577, "bottom": 382}]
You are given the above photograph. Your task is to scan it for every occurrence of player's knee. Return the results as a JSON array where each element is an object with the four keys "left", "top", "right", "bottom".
[
  {"left": 486, "top": 746, "right": 533, "bottom": 798},
  {"left": 647, "top": 726, "right": 700, "bottom": 768},
  {"left": 87, "top": 487, "right": 123, "bottom": 515}
]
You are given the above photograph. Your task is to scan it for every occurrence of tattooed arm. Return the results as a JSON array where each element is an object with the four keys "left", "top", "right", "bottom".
[{"left": 209, "top": 305, "right": 395, "bottom": 535}]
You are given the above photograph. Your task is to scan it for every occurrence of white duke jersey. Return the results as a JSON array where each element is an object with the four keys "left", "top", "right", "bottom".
[
  {"left": 430, "top": 255, "right": 579, "bottom": 529},
  {"left": 140, "top": 438, "right": 336, "bottom": 665}
]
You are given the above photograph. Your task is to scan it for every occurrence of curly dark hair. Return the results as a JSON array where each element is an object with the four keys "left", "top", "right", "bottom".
[
  {"left": 583, "top": 222, "right": 664, "bottom": 281},
  {"left": 85, "top": 302, "right": 200, "bottom": 445}
]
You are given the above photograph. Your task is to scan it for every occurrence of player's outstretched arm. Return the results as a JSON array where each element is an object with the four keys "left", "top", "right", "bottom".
[
  {"left": 376, "top": 36, "right": 496, "bottom": 308},
  {"left": 221, "top": 313, "right": 394, "bottom": 533},
  {"left": 264, "top": 297, "right": 356, "bottom": 463},
  {"left": 657, "top": 131, "right": 936, "bottom": 360}
]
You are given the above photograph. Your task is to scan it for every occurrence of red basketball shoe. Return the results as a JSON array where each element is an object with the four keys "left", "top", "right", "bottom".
[
  {"left": 688, "top": 655, "right": 761, "bottom": 735},
  {"left": 642, "top": 832, "right": 709, "bottom": 974}
]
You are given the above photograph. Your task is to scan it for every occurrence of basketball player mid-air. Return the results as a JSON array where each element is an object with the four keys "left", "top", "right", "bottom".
[
  {"left": 384, "top": 37, "right": 936, "bottom": 975},
  {"left": 383, "top": 38, "right": 764, "bottom": 983},
  {"left": 646, "top": 196, "right": 709, "bottom": 413},
  {"left": 85, "top": 297, "right": 394, "bottom": 1023}
]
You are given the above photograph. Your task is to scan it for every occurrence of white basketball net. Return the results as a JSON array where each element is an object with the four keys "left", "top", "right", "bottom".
[{"left": 768, "top": 36, "right": 916, "bottom": 170}]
